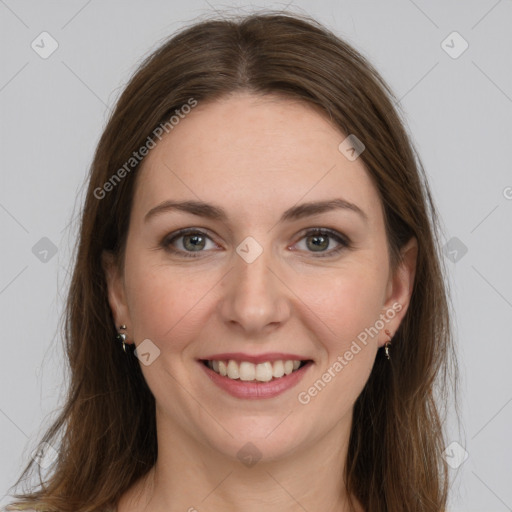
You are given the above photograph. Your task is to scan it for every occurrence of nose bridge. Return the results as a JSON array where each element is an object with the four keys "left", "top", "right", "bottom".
[{"left": 220, "top": 243, "right": 290, "bottom": 334}]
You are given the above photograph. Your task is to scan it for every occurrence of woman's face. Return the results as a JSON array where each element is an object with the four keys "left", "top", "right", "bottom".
[{"left": 105, "top": 93, "right": 416, "bottom": 463}]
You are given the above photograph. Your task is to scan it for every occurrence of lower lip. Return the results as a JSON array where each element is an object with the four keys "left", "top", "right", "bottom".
[{"left": 199, "top": 361, "right": 313, "bottom": 399}]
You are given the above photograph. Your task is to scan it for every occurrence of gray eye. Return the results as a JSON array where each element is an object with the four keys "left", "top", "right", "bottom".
[
  {"left": 305, "top": 233, "right": 330, "bottom": 252},
  {"left": 293, "top": 229, "right": 349, "bottom": 258},
  {"left": 181, "top": 233, "right": 207, "bottom": 251}
]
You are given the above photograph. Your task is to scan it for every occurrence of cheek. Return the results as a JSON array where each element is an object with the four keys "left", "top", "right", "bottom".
[
  {"left": 293, "top": 272, "right": 384, "bottom": 415},
  {"left": 295, "top": 262, "right": 386, "bottom": 393},
  {"left": 123, "top": 255, "right": 217, "bottom": 352},
  {"left": 298, "top": 263, "right": 387, "bottom": 347}
]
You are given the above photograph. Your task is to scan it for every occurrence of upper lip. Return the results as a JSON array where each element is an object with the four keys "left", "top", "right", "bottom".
[{"left": 200, "top": 352, "right": 311, "bottom": 364}]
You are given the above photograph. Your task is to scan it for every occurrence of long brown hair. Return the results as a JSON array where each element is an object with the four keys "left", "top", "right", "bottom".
[{"left": 7, "top": 11, "right": 458, "bottom": 512}]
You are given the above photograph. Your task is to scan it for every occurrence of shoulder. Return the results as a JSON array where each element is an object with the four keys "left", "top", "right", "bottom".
[
  {"left": 5, "top": 506, "right": 116, "bottom": 512},
  {"left": 5, "top": 505, "right": 48, "bottom": 512},
  {"left": 5, "top": 506, "right": 39, "bottom": 511}
]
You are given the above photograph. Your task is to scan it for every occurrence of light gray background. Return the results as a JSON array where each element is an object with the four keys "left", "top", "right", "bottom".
[{"left": 1, "top": 1, "right": 511, "bottom": 510}]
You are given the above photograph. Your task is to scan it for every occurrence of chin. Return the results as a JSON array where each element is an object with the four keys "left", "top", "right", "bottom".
[{"left": 198, "top": 414, "right": 313, "bottom": 464}]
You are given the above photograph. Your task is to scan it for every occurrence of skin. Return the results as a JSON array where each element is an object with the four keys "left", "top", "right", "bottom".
[{"left": 104, "top": 92, "right": 417, "bottom": 512}]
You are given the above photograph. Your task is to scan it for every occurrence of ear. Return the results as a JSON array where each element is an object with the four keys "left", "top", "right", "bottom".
[
  {"left": 102, "top": 251, "right": 132, "bottom": 335},
  {"left": 379, "top": 237, "right": 418, "bottom": 347}
]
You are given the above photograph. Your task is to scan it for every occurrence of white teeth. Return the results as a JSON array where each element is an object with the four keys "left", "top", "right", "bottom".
[
  {"left": 239, "top": 361, "right": 256, "bottom": 381},
  {"left": 272, "top": 360, "right": 285, "bottom": 378},
  {"left": 227, "top": 360, "right": 239, "bottom": 379},
  {"left": 207, "top": 359, "right": 304, "bottom": 382},
  {"left": 255, "top": 362, "right": 273, "bottom": 382}
]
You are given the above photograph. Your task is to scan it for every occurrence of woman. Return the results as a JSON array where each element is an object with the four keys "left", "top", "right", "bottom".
[{"left": 6, "top": 11, "right": 457, "bottom": 512}]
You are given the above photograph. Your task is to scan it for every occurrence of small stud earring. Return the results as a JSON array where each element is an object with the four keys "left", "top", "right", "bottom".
[
  {"left": 384, "top": 329, "right": 392, "bottom": 360},
  {"left": 116, "top": 325, "right": 128, "bottom": 353}
]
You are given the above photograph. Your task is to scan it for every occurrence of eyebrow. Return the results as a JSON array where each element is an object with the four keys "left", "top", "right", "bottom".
[{"left": 144, "top": 198, "right": 368, "bottom": 224}]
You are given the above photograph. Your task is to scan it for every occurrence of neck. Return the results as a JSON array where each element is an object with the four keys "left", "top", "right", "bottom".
[{"left": 119, "top": 409, "right": 364, "bottom": 512}]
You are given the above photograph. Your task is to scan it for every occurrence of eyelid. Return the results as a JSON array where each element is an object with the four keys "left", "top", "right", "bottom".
[
  {"left": 160, "top": 227, "right": 221, "bottom": 256},
  {"left": 160, "top": 227, "right": 351, "bottom": 258},
  {"left": 290, "top": 227, "right": 351, "bottom": 257},
  {"left": 294, "top": 227, "right": 350, "bottom": 245}
]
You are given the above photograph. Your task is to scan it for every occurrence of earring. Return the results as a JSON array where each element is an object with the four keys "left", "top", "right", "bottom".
[
  {"left": 116, "top": 325, "right": 127, "bottom": 353},
  {"left": 384, "top": 329, "right": 392, "bottom": 360}
]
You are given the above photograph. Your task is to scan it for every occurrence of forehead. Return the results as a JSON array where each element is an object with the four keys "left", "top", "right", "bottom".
[{"left": 132, "top": 93, "right": 383, "bottom": 227}]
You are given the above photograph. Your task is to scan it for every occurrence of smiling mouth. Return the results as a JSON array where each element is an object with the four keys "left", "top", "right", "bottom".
[{"left": 200, "top": 359, "right": 311, "bottom": 383}]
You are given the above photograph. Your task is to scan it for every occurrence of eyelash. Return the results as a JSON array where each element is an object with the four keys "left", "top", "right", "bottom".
[{"left": 160, "top": 228, "right": 351, "bottom": 259}]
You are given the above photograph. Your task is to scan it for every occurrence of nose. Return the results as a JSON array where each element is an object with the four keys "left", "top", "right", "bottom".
[{"left": 218, "top": 247, "right": 291, "bottom": 337}]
